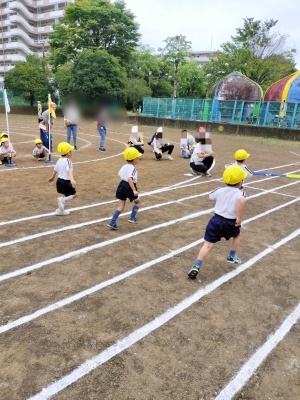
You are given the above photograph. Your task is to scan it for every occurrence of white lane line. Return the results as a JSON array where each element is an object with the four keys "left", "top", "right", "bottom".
[
  {"left": 0, "top": 176, "right": 212, "bottom": 226},
  {"left": 0, "top": 165, "right": 298, "bottom": 227},
  {"left": 215, "top": 302, "right": 300, "bottom": 400},
  {"left": 27, "top": 228, "right": 300, "bottom": 400},
  {"left": 0, "top": 138, "right": 127, "bottom": 172},
  {"left": 0, "top": 179, "right": 298, "bottom": 249},
  {"left": 249, "top": 186, "right": 299, "bottom": 199},
  {"left": 1, "top": 197, "right": 298, "bottom": 334}
]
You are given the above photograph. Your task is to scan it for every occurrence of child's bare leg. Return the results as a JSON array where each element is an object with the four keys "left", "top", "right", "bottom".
[
  {"left": 117, "top": 199, "right": 126, "bottom": 212},
  {"left": 227, "top": 234, "right": 242, "bottom": 263}
]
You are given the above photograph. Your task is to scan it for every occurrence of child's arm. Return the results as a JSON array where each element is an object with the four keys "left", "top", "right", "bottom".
[
  {"left": 49, "top": 171, "right": 57, "bottom": 183},
  {"left": 128, "top": 177, "right": 138, "bottom": 196},
  {"left": 235, "top": 196, "right": 246, "bottom": 227},
  {"left": 69, "top": 169, "right": 76, "bottom": 186}
]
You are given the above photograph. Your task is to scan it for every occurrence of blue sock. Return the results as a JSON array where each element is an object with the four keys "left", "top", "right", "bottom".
[
  {"left": 194, "top": 260, "right": 202, "bottom": 269},
  {"left": 130, "top": 205, "right": 139, "bottom": 220},
  {"left": 111, "top": 210, "right": 121, "bottom": 224},
  {"left": 229, "top": 250, "right": 236, "bottom": 258}
]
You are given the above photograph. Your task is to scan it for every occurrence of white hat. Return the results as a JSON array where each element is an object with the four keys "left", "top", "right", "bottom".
[
  {"left": 157, "top": 127, "right": 163, "bottom": 133},
  {"left": 131, "top": 125, "right": 138, "bottom": 133}
]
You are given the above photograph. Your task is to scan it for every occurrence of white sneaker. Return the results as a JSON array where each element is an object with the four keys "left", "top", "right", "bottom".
[
  {"left": 57, "top": 197, "right": 65, "bottom": 211},
  {"left": 190, "top": 167, "right": 197, "bottom": 175},
  {"left": 55, "top": 209, "right": 70, "bottom": 216},
  {"left": 166, "top": 155, "right": 173, "bottom": 160}
]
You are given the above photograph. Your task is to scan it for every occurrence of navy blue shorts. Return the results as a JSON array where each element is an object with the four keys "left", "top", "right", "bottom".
[
  {"left": 116, "top": 180, "right": 138, "bottom": 202},
  {"left": 204, "top": 214, "right": 240, "bottom": 243},
  {"left": 56, "top": 178, "right": 76, "bottom": 197}
]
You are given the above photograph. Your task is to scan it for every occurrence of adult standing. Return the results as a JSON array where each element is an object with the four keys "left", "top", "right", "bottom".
[
  {"left": 63, "top": 101, "right": 80, "bottom": 150},
  {"left": 97, "top": 107, "right": 108, "bottom": 152},
  {"left": 41, "top": 103, "right": 56, "bottom": 151}
]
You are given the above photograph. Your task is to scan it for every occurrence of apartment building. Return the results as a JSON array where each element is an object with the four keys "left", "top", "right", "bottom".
[{"left": 0, "top": 0, "right": 74, "bottom": 88}]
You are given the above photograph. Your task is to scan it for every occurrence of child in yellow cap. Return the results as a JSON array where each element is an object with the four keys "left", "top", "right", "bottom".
[
  {"left": 33, "top": 138, "right": 49, "bottom": 161},
  {"left": 107, "top": 147, "right": 142, "bottom": 229},
  {"left": 188, "top": 165, "right": 248, "bottom": 279},
  {"left": 48, "top": 142, "right": 77, "bottom": 216},
  {"left": 225, "top": 149, "right": 253, "bottom": 177},
  {"left": 0, "top": 136, "right": 16, "bottom": 165}
]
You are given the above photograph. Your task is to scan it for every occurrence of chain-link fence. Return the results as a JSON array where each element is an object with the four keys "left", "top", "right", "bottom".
[{"left": 142, "top": 97, "right": 300, "bottom": 129}]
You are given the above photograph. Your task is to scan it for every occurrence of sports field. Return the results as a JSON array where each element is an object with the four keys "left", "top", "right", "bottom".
[{"left": 0, "top": 115, "right": 300, "bottom": 400}]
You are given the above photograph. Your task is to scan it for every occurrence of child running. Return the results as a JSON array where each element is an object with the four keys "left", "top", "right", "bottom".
[
  {"left": 48, "top": 142, "right": 77, "bottom": 216},
  {"left": 188, "top": 165, "right": 248, "bottom": 279},
  {"left": 107, "top": 147, "right": 142, "bottom": 230},
  {"left": 225, "top": 149, "right": 253, "bottom": 177}
]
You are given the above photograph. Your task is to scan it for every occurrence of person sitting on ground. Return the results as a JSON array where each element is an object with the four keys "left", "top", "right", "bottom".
[
  {"left": 0, "top": 137, "right": 16, "bottom": 164},
  {"left": 190, "top": 138, "right": 214, "bottom": 176},
  {"left": 33, "top": 138, "right": 49, "bottom": 161},
  {"left": 128, "top": 130, "right": 144, "bottom": 154},
  {"left": 180, "top": 129, "right": 195, "bottom": 159},
  {"left": 225, "top": 149, "right": 253, "bottom": 177},
  {"left": 151, "top": 128, "right": 174, "bottom": 160}
]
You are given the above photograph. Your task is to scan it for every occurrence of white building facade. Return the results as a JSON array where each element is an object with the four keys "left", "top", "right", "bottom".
[{"left": 0, "top": 0, "right": 74, "bottom": 88}]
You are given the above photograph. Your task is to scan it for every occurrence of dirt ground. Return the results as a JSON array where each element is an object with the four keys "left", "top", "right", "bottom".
[{"left": 0, "top": 114, "right": 300, "bottom": 400}]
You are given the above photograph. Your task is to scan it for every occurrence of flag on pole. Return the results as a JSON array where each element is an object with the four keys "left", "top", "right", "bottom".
[
  {"left": 3, "top": 89, "right": 10, "bottom": 114},
  {"left": 49, "top": 95, "right": 56, "bottom": 119}
]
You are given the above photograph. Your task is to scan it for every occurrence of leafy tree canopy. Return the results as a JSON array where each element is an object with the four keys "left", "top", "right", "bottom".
[
  {"left": 4, "top": 55, "right": 52, "bottom": 106},
  {"left": 203, "top": 18, "right": 296, "bottom": 92},
  {"left": 177, "top": 62, "right": 206, "bottom": 98},
  {"left": 49, "top": 0, "right": 140, "bottom": 70}
]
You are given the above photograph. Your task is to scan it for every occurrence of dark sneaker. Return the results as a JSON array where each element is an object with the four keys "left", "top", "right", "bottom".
[
  {"left": 107, "top": 222, "right": 119, "bottom": 230},
  {"left": 201, "top": 172, "right": 211, "bottom": 177},
  {"left": 128, "top": 218, "right": 137, "bottom": 223},
  {"left": 188, "top": 265, "right": 200, "bottom": 279},
  {"left": 100, "top": 148, "right": 107, "bottom": 152},
  {"left": 227, "top": 255, "right": 242, "bottom": 264},
  {"left": 74, "top": 146, "right": 78, "bottom": 150}
]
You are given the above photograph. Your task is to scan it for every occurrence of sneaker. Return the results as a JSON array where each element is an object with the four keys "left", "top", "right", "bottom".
[
  {"left": 201, "top": 172, "right": 211, "bottom": 177},
  {"left": 128, "top": 218, "right": 137, "bottom": 223},
  {"left": 188, "top": 265, "right": 200, "bottom": 279},
  {"left": 99, "top": 148, "right": 107, "bottom": 152},
  {"left": 166, "top": 155, "right": 173, "bottom": 160},
  {"left": 190, "top": 167, "right": 197, "bottom": 175},
  {"left": 57, "top": 197, "right": 65, "bottom": 211},
  {"left": 227, "top": 255, "right": 242, "bottom": 264},
  {"left": 55, "top": 209, "right": 70, "bottom": 216},
  {"left": 107, "top": 222, "right": 119, "bottom": 230},
  {"left": 74, "top": 146, "right": 78, "bottom": 150}
]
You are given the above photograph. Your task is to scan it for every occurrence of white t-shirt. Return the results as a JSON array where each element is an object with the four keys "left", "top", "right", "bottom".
[
  {"left": 225, "top": 161, "right": 253, "bottom": 177},
  {"left": 210, "top": 186, "right": 247, "bottom": 219},
  {"left": 118, "top": 164, "right": 138, "bottom": 183},
  {"left": 0, "top": 143, "right": 15, "bottom": 155},
  {"left": 54, "top": 157, "right": 73, "bottom": 180},
  {"left": 33, "top": 145, "right": 48, "bottom": 156},
  {"left": 190, "top": 143, "right": 205, "bottom": 164}
]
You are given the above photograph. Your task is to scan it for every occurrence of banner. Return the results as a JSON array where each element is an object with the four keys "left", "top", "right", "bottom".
[
  {"left": 3, "top": 89, "right": 10, "bottom": 113},
  {"left": 49, "top": 95, "right": 56, "bottom": 119}
]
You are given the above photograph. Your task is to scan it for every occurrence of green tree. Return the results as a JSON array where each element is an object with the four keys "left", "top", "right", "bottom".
[
  {"left": 203, "top": 18, "right": 296, "bottom": 92},
  {"left": 69, "top": 49, "right": 127, "bottom": 103},
  {"left": 54, "top": 64, "right": 73, "bottom": 99},
  {"left": 177, "top": 62, "right": 206, "bottom": 98},
  {"left": 4, "top": 55, "right": 52, "bottom": 106},
  {"left": 126, "top": 78, "right": 151, "bottom": 111},
  {"left": 49, "top": 0, "right": 140, "bottom": 70},
  {"left": 159, "top": 35, "right": 192, "bottom": 98}
]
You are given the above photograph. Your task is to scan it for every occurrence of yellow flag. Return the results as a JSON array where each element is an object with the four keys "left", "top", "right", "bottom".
[{"left": 49, "top": 96, "right": 56, "bottom": 119}]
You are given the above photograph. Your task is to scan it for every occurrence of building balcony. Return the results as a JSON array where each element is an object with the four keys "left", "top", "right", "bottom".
[{"left": 9, "top": 1, "right": 37, "bottom": 21}]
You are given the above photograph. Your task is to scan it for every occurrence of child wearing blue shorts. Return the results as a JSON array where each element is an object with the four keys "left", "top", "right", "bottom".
[{"left": 188, "top": 165, "right": 248, "bottom": 279}]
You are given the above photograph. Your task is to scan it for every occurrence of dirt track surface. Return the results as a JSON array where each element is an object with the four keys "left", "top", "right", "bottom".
[{"left": 0, "top": 115, "right": 300, "bottom": 400}]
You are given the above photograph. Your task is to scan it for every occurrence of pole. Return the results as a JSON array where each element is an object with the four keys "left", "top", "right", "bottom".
[{"left": 45, "top": 93, "right": 54, "bottom": 163}]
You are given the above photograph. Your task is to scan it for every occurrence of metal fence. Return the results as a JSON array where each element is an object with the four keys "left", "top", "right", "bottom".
[{"left": 142, "top": 97, "right": 300, "bottom": 129}]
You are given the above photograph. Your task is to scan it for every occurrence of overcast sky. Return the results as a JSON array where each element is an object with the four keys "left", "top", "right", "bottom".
[{"left": 122, "top": 0, "right": 300, "bottom": 68}]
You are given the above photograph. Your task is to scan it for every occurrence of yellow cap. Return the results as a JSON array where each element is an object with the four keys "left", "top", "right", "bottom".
[
  {"left": 57, "top": 142, "right": 74, "bottom": 155},
  {"left": 34, "top": 138, "right": 43, "bottom": 145},
  {"left": 0, "top": 132, "right": 8, "bottom": 140},
  {"left": 223, "top": 165, "right": 247, "bottom": 185},
  {"left": 0, "top": 137, "right": 8, "bottom": 143},
  {"left": 123, "top": 147, "right": 142, "bottom": 161},
  {"left": 234, "top": 149, "right": 250, "bottom": 161}
]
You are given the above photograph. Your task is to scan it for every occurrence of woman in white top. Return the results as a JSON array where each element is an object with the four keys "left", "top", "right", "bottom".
[{"left": 190, "top": 138, "right": 214, "bottom": 176}]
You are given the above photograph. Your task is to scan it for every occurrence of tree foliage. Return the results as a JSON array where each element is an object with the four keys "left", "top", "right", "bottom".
[
  {"left": 177, "top": 62, "right": 206, "bottom": 98},
  {"left": 203, "top": 18, "right": 296, "bottom": 92},
  {"left": 4, "top": 55, "right": 52, "bottom": 106},
  {"left": 49, "top": 0, "right": 140, "bottom": 70},
  {"left": 126, "top": 78, "right": 151, "bottom": 111}
]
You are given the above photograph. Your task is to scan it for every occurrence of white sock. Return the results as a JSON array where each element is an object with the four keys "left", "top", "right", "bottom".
[{"left": 62, "top": 195, "right": 73, "bottom": 203}]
